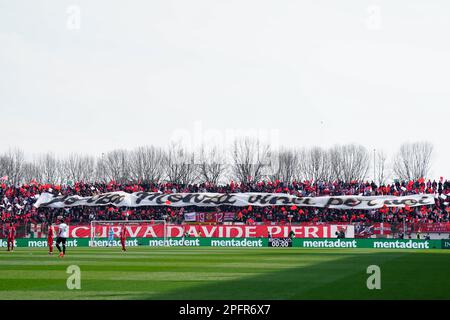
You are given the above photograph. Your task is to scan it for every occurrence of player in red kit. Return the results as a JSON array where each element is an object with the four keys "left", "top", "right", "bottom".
[
  {"left": 7, "top": 222, "right": 16, "bottom": 252},
  {"left": 120, "top": 226, "right": 127, "bottom": 252},
  {"left": 47, "top": 223, "right": 55, "bottom": 255}
]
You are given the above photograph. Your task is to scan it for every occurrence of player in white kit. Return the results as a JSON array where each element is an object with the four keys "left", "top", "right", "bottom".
[{"left": 55, "top": 218, "right": 69, "bottom": 258}]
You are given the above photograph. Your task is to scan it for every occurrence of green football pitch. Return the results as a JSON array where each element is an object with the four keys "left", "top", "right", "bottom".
[{"left": 0, "top": 247, "right": 449, "bottom": 300}]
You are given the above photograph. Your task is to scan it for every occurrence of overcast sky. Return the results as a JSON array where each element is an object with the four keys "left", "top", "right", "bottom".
[{"left": 1, "top": 0, "right": 449, "bottom": 180}]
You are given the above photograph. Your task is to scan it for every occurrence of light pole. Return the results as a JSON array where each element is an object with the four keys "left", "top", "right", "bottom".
[
  {"left": 101, "top": 153, "right": 105, "bottom": 183},
  {"left": 373, "top": 149, "right": 376, "bottom": 183}
]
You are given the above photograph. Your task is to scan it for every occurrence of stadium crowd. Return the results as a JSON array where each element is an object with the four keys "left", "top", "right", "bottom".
[{"left": 1, "top": 178, "right": 450, "bottom": 227}]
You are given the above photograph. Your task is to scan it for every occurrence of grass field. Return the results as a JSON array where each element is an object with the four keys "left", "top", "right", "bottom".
[{"left": 0, "top": 247, "right": 449, "bottom": 300}]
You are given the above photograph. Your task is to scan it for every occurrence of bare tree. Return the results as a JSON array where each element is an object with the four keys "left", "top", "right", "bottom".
[
  {"left": 94, "top": 155, "right": 107, "bottom": 183},
  {"left": 130, "top": 146, "right": 166, "bottom": 183},
  {"left": 197, "top": 145, "right": 228, "bottom": 185},
  {"left": 22, "top": 161, "right": 43, "bottom": 183},
  {"left": 101, "top": 149, "right": 131, "bottom": 183},
  {"left": 375, "top": 150, "right": 388, "bottom": 185},
  {"left": 0, "top": 141, "right": 435, "bottom": 185},
  {"left": 37, "top": 153, "right": 62, "bottom": 184},
  {"left": 164, "top": 143, "right": 197, "bottom": 185},
  {"left": 60, "top": 154, "right": 96, "bottom": 183},
  {"left": 329, "top": 144, "right": 370, "bottom": 182},
  {"left": 269, "top": 148, "right": 299, "bottom": 182},
  {"left": 298, "top": 147, "right": 332, "bottom": 182},
  {"left": 393, "top": 142, "right": 433, "bottom": 181},
  {"left": 0, "top": 148, "right": 25, "bottom": 185},
  {"left": 232, "top": 137, "right": 271, "bottom": 183}
]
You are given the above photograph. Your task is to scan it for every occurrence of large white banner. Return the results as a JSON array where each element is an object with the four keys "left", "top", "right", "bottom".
[{"left": 34, "top": 192, "right": 436, "bottom": 210}]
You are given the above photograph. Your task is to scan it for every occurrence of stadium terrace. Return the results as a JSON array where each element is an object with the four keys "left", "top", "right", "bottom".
[
  {"left": 1, "top": 179, "right": 450, "bottom": 239},
  {"left": 33, "top": 192, "right": 435, "bottom": 209}
]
